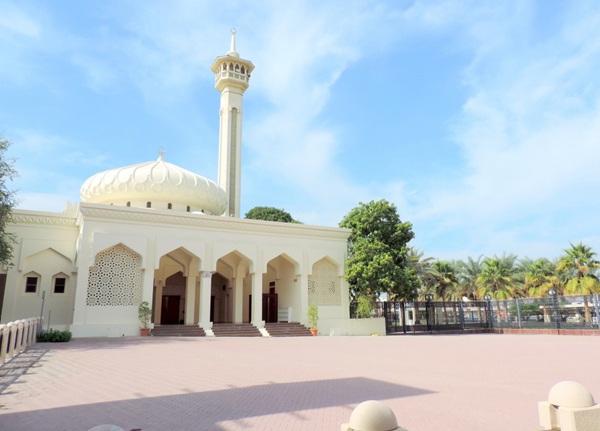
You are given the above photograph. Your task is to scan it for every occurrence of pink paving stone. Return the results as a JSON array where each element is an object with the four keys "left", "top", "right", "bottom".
[{"left": 0, "top": 334, "right": 599, "bottom": 431}]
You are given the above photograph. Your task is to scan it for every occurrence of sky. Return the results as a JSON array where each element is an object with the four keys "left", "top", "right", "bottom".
[{"left": 1, "top": 0, "right": 600, "bottom": 262}]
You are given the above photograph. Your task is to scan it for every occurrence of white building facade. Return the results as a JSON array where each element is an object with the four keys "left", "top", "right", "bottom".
[{"left": 0, "top": 32, "right": 385, "bottom": 337}]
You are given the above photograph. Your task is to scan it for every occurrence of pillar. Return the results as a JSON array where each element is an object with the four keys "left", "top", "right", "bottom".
[
  {"left": 185, "top": 274, "right": 197, "bottom": 325},
  {"left": 251, "top": 272, "right": 264, "bottom": 328},
  {"left": 299, "top": 273, "right": 309, "bottom": 327},
  {"left": 232, "top": 275, "right": 244, "bottom": 323},
  {"left": 153, "top": 280, "right": 163, "bottom": 325},
  {"left": 199, "top": 271, "right": 213, "bottom": 330}
]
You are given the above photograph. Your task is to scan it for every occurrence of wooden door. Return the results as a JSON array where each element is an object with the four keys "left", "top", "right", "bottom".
[
  {"left": 161, "top": 295, "right": 180, "bottom": 325},
  {"left": 262, "top": 293, "right": 278, "bottom": 323}
]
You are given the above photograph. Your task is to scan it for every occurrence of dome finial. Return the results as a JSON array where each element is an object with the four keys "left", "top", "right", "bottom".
[
  {"left": 158, "top": 146, "right": 166, "bottom": 159},
  {"left": 227, "top": 28, "right": 239, "bottom": 58}
]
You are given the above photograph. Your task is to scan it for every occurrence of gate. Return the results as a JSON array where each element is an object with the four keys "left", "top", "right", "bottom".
[{"left": 383, "top": 301, "right": 490, "bottom": 334}]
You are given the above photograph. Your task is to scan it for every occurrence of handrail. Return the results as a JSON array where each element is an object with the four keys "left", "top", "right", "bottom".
[{"left": 0, "top": 317, "right": 41, "bottom": 366}]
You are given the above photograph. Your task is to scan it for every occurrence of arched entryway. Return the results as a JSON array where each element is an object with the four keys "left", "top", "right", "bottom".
[
  {"left": 154, "top": 247, "right": 200, "bottom": 326},
  {"left": 215, "top": 250, "right": 251, "bottom": 324},
  {"left": 264, "top": 254, "right": 300, "bottom": 323}
]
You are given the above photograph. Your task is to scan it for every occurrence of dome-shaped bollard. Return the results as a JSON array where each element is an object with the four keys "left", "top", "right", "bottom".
[
  {"left": 87, "top": 425, "right": 125, "bottom": 431},
  {"left": 539, "top": 381, "right": 600, "bottom": 431},
  {"left": 341, "top": 400, "right": 407, "bottom": 431}
]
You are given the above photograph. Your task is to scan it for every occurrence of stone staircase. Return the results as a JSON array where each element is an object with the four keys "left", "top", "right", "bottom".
[
  {"left": 264, "top": 322, "right": 312, "bottom": 337},
  {"left": 211, "top": 323, "right": 262, "bottom": 337},
  {"left": 151, "top": 325, "right": 206, "bottom": 337}
]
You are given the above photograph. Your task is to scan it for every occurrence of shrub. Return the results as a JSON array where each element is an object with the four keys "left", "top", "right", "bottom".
[
  {"left": 37, "top": 328, "right": 72, "bottom": 342},
  {"left": 356, "top": 294, "right": 375, "bottom": 318}
]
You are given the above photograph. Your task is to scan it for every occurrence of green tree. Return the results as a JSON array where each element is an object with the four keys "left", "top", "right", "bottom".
[
  {"left": 476, "top": 254, "right": 519, "bottom": 300},
  {"left": 558, "top": 243, "right": 600, "bottom": 322},
  {"left": 523, "top": 258, "right": 558, "bottom": 297},
  {"left": 244, "top": 206, "right": 301, "bottom": 223},
  {"left": 430, "top": 260, "right": 458, "bottom": 322},
  {"left": 456, "top": 256, "right": 483, "bottom": 300},
  {"left": 339, "top": 200, "right": 419, "bottom": 301},
  {"left": 477, "top": 254, "right": 519, "bottom": 323},
  {"left": 0, "top": 137, "right": 17, "bottom": 266},
  {"left": 406, "top": 247, "right": 434, "bottom": 297}
]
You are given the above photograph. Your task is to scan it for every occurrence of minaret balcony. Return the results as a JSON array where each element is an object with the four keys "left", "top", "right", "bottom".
[{"left": 215, "top": 70, "right": 249, "bottom": 83}]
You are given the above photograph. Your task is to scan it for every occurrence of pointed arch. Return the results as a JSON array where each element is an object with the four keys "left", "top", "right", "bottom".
[
  {"left": 308, "top": 257, "right": 342, "bottom": 306},
  {"left": 87, "top": 243, "right": 143, "bottom": 306}
]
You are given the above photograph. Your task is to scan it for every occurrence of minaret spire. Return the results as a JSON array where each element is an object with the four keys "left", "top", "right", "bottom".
[
  {"left": 211, "top": 30, "right": 254, "bottom": 217},
  {"left": 227, "top": 28, "right": 239, "bottom": 57}
]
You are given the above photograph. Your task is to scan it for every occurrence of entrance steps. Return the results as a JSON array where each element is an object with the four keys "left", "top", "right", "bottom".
[
  {"left": 212, "top": 323, "right": 262, "bottom": 337},
  {"left": 264, "top": 322, "right": 312, "bottom": 337},
  {"left": 151, "top": 325, "right": 206, "bottom": 337}
]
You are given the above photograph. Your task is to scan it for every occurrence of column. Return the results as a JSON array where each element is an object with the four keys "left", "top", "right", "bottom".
[
  {"left": 299, "top": 273, "right": 309, "bottom": 327},
  {"left": 199, "top": 271, "right": 213, "bottom": 330},
  {"left": 251, "top": 272, "right": 264, "bottom": 328},
  {"left": 153, "top": 280, "right": 163, "bottom": 325},
  {"left": 339, "top": 276, "right": 350, "bottom": 319},
  {"left": 185, "top": 274, "right": 197, "bottom": 325},
  {"left": 232, "top": 276, "right": 244, "bottom": 323}
]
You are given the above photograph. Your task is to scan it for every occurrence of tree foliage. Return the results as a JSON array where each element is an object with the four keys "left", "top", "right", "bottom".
[
  {"left": 558, "top": 242, "right": 600, "bottom": 295},
  {"left": 408, "top": 243, "right": 600, "bottom": 303},
  {"left": 244, "top": 206, "right": 301, "bottom": 223},
  {"left": 0, "top": 137, "right": 17, "bottom": 267},
  {"left": 339, "top": 199, "right": 419, "bottom": 301}
]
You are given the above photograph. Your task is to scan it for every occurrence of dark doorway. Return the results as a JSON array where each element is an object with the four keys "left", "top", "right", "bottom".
[
  {"left": 161, "top": 295, "right": 180, "bottom": 324},
  {"left": 0, "top": 274, "right": 6, "bottom": 321},
  {"left": 262, "top": 292, "right": 278, "bottom": 323}
]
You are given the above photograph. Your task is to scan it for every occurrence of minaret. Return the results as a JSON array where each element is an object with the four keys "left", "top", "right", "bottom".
[{"left": 211, "top": 29, "right": 254, "bottom": 217}]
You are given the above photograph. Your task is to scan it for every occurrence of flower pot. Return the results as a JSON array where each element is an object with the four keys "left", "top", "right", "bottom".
[
  {"left": 310, "top": 328, "right": 318, "bottom": 336},
  {"left": 140, "top": 327, "right": 151, "bottom": 336}
]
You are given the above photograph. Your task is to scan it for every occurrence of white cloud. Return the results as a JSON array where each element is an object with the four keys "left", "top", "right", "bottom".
[
  {"left": 0, "top": 3, "right": 41, "bottom": 37},
  {"left": 413, "top": 2, "right": 600, "bottom": 258}
]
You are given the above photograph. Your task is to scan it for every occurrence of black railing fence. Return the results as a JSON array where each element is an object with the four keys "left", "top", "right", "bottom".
[
  {"left": 350, "top": 293, "right": 600, "bottom": 334},
  {"left": 483, "top": 294, "right": 600, "bottom": 330}
]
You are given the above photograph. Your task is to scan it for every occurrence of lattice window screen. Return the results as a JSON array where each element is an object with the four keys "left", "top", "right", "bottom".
[
  {"left": 87, "top": 244, "right": 143, "bottom": 306},
  {"left": 308, "top": 259, "right": 341, "bottom": 306}
]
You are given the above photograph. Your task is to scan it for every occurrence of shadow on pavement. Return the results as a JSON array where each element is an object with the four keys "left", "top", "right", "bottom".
[
  {"left": 0, "top": 346, "right": 49, "bottom": 396},
  {"left": 0, "top": 376, "right": 433, "bottom": 430}
]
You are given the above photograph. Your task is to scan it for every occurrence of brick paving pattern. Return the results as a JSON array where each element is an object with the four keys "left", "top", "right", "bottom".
[{"left": 1, "top": 334, "right": 599, "bottom": 431}]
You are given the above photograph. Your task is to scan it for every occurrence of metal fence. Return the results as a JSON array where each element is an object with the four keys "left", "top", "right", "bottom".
[
  {"left": 483, "top": 293, "right": 600, "bottom": 330},
  {"left": 379, "top": 301, "right": 490, "bottom": 334},
  {"left": 350, "top": 293, "right": 600, "bottom": 334}
]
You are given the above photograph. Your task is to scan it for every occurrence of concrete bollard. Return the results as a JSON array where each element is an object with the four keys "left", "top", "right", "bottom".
[
  {"left": 341, "top": 400, "right": 408, "bottom": 431},
  {"left": 7, "top": 322, "right": 16, "bottom": 359},
  {"left": 0, "top": 324, "right": 7, "bottom": 365},
  {"left": 539, "top": 381, "right": 600, "bottom": 431},
  {"left": 87, "top": 425, "right": 125, "bottom": 431}
]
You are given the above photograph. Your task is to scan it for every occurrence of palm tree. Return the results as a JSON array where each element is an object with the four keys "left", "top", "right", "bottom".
[
  {"left": 523, "top": 258, "right": 561, "bottom": 322},
  {"left": 477, "top": 254, "right": 519, "bottom": 323},
  {"left": 523, "top": 258, "right": 557, "bottom": 296},
  {"left": 557, "top": 243, "right": 600, "bottom": 323},
  {"left": 476, "top": 254, "right": 519, "bottom": 299},
  {"left": 406, "top": 247, "right": 434, "bottom": 300},
  {"left": 456, "top": 256, "right": 483, "bottom": 300},
  {"left": 430, "top": 260, "right": 458, "bottom": 323}
]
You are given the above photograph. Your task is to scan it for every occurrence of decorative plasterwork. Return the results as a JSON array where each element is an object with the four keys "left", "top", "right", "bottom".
[
  {"left": 79, "top": 155, "right": 227, "bottom": 215},
  {"left": 78, "top": 203, "right": 350, "bottom": 240},
  {"left": 10, "top": 211, "right": 78, "bottom": 227}
]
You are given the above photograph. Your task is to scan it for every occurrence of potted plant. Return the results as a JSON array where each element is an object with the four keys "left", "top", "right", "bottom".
[
  {"left": 307, "top": 305, "right": 318, "bottom": 336},
  {"left": 138, "top": 300, "right": 152, "bottom": 336}
]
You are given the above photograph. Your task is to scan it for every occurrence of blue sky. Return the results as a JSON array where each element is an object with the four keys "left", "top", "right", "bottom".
[{"left": 2, "top": 1, "right": 600, "bottom": 262}]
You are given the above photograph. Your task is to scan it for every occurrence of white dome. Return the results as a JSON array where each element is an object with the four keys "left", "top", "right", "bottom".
[{"left": 80, "top": 155, "right": 227, "bottom": 215}]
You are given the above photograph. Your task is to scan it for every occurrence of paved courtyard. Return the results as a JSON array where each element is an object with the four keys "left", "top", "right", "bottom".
[{"left": 1, "top": 334, "right": 599, "bottom": 431}]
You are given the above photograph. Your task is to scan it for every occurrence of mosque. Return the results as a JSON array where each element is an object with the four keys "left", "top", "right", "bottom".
[{"left": 0, "top": 32, "right": 383, "bottom": 337}]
